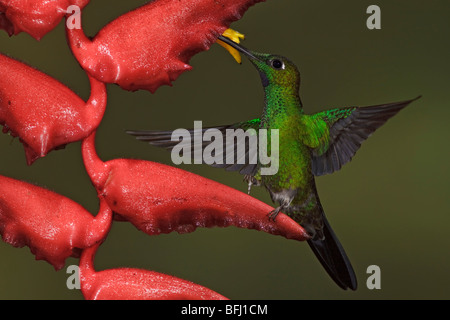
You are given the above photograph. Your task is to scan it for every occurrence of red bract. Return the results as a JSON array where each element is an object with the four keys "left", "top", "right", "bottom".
[
  {"left": 0, "top": 175, "right": 112, "bottom": 270},
  {"left": 66, "top": 0, "right": 264, "bottom": 92},
  {"left": 80, "top": 243, "right": 228, "bottom": 300},
  {"left": 82, "top": 133, "right": 310, "bottom": 241},
  {"left": 0, "top": 53, "right": 107, "bottom": 165},
  {"left": 0, "top": 0, "right": 89, "bottom": 40}
]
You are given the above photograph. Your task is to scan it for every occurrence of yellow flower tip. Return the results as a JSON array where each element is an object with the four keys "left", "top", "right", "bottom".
[
  {"left": 222, "top": 28, "right": 245, "bottom": 43},
  {"left": 217, "top": 28, "right": 245, "bottom": 64}
]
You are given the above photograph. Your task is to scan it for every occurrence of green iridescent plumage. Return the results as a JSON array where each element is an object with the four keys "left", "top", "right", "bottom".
[{"left": 127, "top": 36, "right": 420, "bottom": 290}]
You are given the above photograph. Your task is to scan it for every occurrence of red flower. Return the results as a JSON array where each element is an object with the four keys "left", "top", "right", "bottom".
[
  {"left": 0, "top": 0, "right": 90, "bottom": 40},
  {"left": 0, "top": 0, "right": 313, "bottom": 299},
  {"left": 82, "top": 132, "right": 310, "bottom": 242},
  {"left": 0, "top": 175, "right": 112, "bottom": 270},
  {"left": 80, "top": 243, "right": 228, "bottom": 300},
  {"left": 66, "top": 0, "right": 264, "bottom": 92},
  {"left": 0, "top": 53, "right": 106, "bottom": 165}
]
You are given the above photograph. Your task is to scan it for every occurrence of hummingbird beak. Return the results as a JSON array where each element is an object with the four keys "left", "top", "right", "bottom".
[
  {"left": 217, "top": 35, "right": 262, "bottom": 62},
  {"left": 218, "top": 35, "right": 270, "bottom": 87}
]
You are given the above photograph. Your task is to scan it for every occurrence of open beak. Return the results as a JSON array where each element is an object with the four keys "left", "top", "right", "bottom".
[{"left": 218, "top": 35, "right": 262, "bottom": 62}]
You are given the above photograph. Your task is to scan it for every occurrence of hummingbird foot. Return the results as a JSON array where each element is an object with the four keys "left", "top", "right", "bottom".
[
  {"left": 243, "top": 174, "right": 260, "bottom": 195},
  {"left": 268, "top": 206, "right": 283, "bottom": 222}
]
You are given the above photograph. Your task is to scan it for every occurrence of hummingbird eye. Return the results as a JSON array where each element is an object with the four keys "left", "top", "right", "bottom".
[{"left": 270, "top": 59, "right": 285, "bottom": 70}]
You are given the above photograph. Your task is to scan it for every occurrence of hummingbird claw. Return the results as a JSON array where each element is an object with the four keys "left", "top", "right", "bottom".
[
  {"left": 268, "top": 207, "right": 282, "bottom": 222},
  {"left": 243, "top": 174, "right": 257, "bottom": 194}
]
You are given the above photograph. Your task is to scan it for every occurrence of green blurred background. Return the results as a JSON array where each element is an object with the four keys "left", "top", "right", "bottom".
[{"left": 0, "top": 0, "right": 449, "bottom": 299}]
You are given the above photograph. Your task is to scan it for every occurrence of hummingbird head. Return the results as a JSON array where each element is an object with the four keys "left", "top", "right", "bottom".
[{"left": 218, "top": 36, "right": 300, "bottom": 91}]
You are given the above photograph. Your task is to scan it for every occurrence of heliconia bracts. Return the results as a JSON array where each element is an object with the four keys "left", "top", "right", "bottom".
[
  {"left": 0, "top": 52, "right": 107, "bottom": 165},
  {"left": 66, "top": 0, "right": 263, "bottom": 92},
  {"left": 0, "top": 175, "right": 112, "bottom": 270},
  {"left": 81, "top": 132, "right": 309, "bottom": 241},
  {"left": 0, "top": 0, "right": 90, "bottom": 40},
  {"left": 0, "top": 0, "right": 316, "bottom": 300},
  {"left": 79, "top": 243, "right": 228, "bottom": 300}
]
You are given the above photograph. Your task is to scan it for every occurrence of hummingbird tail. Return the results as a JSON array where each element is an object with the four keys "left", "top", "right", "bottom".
[{"left": 307, "top": 214, "right": 357, "bottom": 290}]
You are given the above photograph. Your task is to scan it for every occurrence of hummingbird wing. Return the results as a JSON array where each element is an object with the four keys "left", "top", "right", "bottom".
[
  {"left": 126, "top": 118, "right": 262, "bottom": 175},
  {"left": 310, "top": 96, "right": 420, "bottom": 176}
]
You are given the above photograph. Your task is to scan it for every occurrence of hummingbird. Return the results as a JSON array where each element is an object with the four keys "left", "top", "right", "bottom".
[{"left": 127, "top": 35, "right": 420, "bottom": 290}]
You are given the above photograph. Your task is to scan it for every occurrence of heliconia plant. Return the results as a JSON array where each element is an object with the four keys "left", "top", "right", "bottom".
[
  {"left": 0, "top": 0, "right": 90, "bottom": 40},
  {"left": 82, "top": 132, "right": 309, "bottom": 241},
  {"left": 0, "top": 53, "right": 106, "bottom": 165},
  {"left": 66, "top": 0, "right": 263, "bottom": 92},
  {"left": 79, "top": 243, "right": 228, "bottom": 300},
  {"left": 0, "top": 0, "right": 311, "bottom": 300},
  {"left": 0, "top": 175, "right": 112, "bottom": 270}
]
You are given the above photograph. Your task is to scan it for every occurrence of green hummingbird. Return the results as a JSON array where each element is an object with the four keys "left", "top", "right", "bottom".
[{"left": 127, "top": 35, "right": 420, "bottom": 290}]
